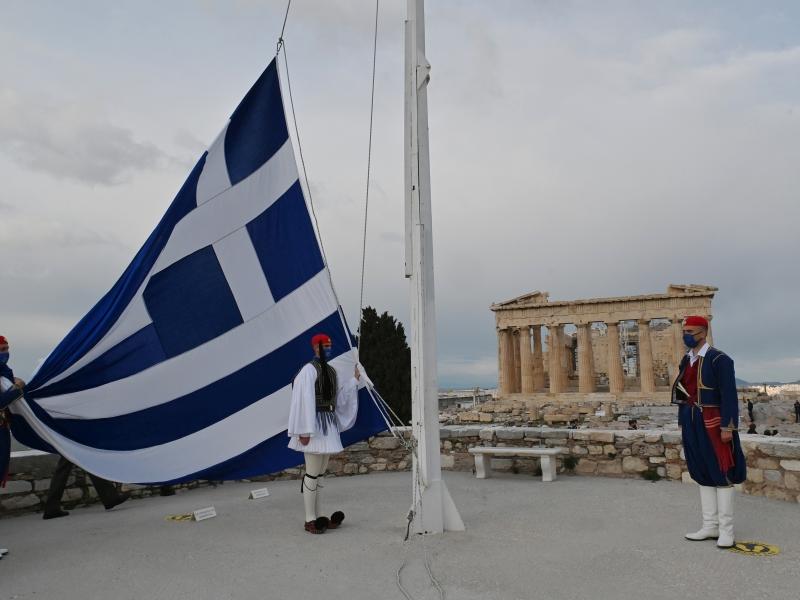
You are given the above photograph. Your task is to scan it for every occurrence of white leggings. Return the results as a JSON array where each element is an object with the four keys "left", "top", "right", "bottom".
[{"left": 303, "top": 453, "right": 331, "bottom": 522}]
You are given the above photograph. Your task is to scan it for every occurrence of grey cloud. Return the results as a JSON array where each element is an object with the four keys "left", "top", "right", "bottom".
[{"left": 0, "top": 89, "right": 167, "bottom": 185}]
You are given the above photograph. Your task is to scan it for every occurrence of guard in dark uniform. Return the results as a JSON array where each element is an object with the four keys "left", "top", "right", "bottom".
[{"left": 672, "top": 316, "right": 745, "bottom": 548}]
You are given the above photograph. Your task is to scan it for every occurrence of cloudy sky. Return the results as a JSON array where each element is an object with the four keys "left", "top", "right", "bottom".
[{"left": 1, "top": 1, "right": 799, "bottom": 388}]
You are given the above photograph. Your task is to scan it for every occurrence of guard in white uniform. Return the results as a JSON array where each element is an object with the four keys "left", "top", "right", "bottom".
[{"left": 287, "top": 333, "right": 360, "bottom": 534}]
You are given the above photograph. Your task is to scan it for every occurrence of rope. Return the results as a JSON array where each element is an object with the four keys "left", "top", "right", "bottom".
[
  {"left": 357, "top": 0, "right": 380, "bottom": 351},
  {"left": 279, "top": 41, "right": 345, "bottom": 314},
  {"left": 275, "top": 0, "right": 292, "bottom": 55}
]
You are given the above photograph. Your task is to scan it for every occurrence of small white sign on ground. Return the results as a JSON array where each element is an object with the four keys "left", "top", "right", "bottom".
[
  {"left": 192, "top": 506, "right": 217, "bottom": 521},
  {"left": 249, "top": 487, "right": 270, "bottom": 499}
]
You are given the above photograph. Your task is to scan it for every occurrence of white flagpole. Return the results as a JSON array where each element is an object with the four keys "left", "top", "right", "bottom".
[{"left": 404, "top": 0, "right": 464, "bottom": 534}]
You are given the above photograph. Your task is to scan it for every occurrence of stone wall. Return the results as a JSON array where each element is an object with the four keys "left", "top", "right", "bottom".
[{"left": 3, "top": 427, "right": 799, "bottom": 517}]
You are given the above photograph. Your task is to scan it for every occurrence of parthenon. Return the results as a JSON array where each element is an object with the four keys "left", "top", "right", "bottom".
[{"left": 491, "top": 284, "right": 717, "bottom": 401}]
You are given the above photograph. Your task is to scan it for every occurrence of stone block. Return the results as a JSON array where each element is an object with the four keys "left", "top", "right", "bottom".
[
  {"left": 587, "top": 445, "right": 603, "bottom": 455},
  {"left": 784, "top": 472, "right": 800, "bottom": 491},
  {"left": 479, "top": 413, "right": 493, "bottom": 423},
  {"left": 544, "top": 414, "right": 570, "bottom": 424},
  {"left": 491, "top": 458, "right": 514, "bottom": 471},
  {"left": 764, "top": 470, "right": 782, "bottom": 484},
  {"left": 603, "top": 445, "right": 616, "bottom": 455},
  {"left": 479, "top": 429, "right": 495, "bottom": 441},
  {"left": 343, "top": 463, "right": 359, "bottom": 475},
  {"left": 1, "top": 493, "right": 41, "bottom": 511},
  {"left": 496, "top": 429, "right": 524, "bottom": 441},
  {"left": 765, "top": 488, "right": 793, "bottom": 501},
  {"left": 759, "top": 443, "right": 800, "bottom": 459},
  {"left": 656, "top": 467, "right": 666, "bottom": 477},
  {"left": 440, "top": 454, "right": 455, "bottom": 469},
  {"left": 34, "top": 478, "right": 51, "bottom": 492},
  {"left": 0, "top": 480, "right": 33, "bottom": 494},
  {"left": 360, "top": 456, "right": 376, "bottom": 465},
  {"left": 541, "top": 430, "right": 569, "bottom": 439},
  {"left": 622, "top": 456, "right": 648, "bottom": 473},
  {"left": 662, "top": 432, "right": 682, "bottom": 445},
  {"left": 664, "top": 449, "right": 679, "bottom": 460},
  {"left": 597, "top": 461, "right": 623, "bottom": 475},
  {"left": 369, "top": 463, "right": 387, "bottom": 471},
  {"left": 666, "top": 464, "right": 682, "bottom": 480},
  {"left": 438, "top": 429, "right": 452, "bottom": 439},
  {"left": 644, "top": 433, "right": 662, "bottom": 443},
  {"left": 649, "top": 457, "right": 667, "bottom": 465},
  {"left": 780, "top": 460, "right": 800, "bottom": 472},
  {"left": 63, "top": 489, "right": 84, "bottom": 503},
  {"left": 747, "top": 468, "right": 764, "bottom": 483},
  {"left": 370, "top": 437, "right": 401, "bottom": 450},
  {"left": 755, "top": 458, "right": 780, "bottom": 470},
  {"left": 545, "top": 439, "right": 568, "bottom": 447},
  {"left": 576, "top": 459, "right": 597, "bottom": 475},
  {"left": 589, "top": 432, "right": 615, "bottom": 443},
  {"left": 681, "top": 472, "right": 696, "bottom": 484},
  {"left": 459, "top": 412, "right": 480, "bottom": 422},
  {"left": 358, "top": 466, "right": 368, "bottom": 474},
  {"left": 348, "top": 442, "right": 370, "bottom": 452},
  {"left": 442, "top": 441, "right": 453, "bottom": 451},
  {"left": 397, "top": 461, "right": 409, "bottom": 471},
  {"left": 571, "top": 446, "right": 589, "bottom": 455}
]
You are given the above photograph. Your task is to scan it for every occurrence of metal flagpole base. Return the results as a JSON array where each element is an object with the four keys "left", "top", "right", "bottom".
[{"left": 412, "top": 479, "right": 465, "bottom": 534}]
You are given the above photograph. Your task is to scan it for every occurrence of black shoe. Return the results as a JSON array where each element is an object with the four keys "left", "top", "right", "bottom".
[
  {"left": 104, "top": 491, "right": 131, "bottom": 511},
  {"left": 42, "top": 509, "right": 69, "bottom": 520}
]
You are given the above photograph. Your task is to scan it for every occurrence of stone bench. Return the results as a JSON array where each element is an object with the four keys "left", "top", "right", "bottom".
[{"left": 468, "top": 447, "right": 563, "bottom": 482}]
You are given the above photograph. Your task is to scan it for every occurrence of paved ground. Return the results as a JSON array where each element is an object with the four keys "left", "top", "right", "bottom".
[{"left": 1, "top": 472, "right": 798, "bottom": 600}]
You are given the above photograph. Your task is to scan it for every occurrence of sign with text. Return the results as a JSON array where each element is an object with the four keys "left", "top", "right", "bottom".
[
  {"left": 192, "top": 506, "right": 217, "bottom": 522},
  {"left": 249, "top": 487, "right": 270, "bottom": 499}
]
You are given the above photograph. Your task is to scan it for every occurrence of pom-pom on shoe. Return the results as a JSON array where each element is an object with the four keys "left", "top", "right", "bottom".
[
  {"left": 328, "top": 511, "right": 345, "bottom": 530},
  {"left": 304, "top": 516, "right": 330, "bottom": 534}
]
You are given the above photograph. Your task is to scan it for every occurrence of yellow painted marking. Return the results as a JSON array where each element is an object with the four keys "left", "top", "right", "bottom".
[
  {"left": 165, "top": 513, "right": 194, "bottom": 522},
  {"left": 728, "top": 541, "right": 780, "bottom": 556}
]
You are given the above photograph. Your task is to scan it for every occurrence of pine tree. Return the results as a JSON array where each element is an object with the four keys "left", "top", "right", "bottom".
[{"left": 358, "top": 306, "right": 412, "bottom": 425}]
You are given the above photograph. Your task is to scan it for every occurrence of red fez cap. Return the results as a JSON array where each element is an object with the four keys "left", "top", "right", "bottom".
[
  {"left": 684, "top": 316, "right": 709, "bottom": 328},
  {"left": 310, "top": 333, "right": 331, "bottom": 347},
  {"left": 0, "top": 336, "right": 7, "bottom": 345}
]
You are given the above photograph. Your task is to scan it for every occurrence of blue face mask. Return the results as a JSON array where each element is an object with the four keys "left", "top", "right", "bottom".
[
  {"left": 683, "top": 333, "right": 700, "bottom": 348},
  {"left": 0, "top": 352, "right": 8, "bottom": 365}
]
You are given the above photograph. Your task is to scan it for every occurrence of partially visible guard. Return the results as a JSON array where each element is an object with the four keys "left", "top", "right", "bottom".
[{"left": 0, "top": 335, "right": 27, "bottom": 559}]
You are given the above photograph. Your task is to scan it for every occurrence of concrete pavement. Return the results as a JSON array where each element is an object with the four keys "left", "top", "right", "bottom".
[{"left": 1, "top": 472, "right": 798, "bottom": 600}]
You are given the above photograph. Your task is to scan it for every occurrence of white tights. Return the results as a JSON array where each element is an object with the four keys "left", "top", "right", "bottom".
[{"left": 303, "top": 453, "right": 331, "bottom": 522}]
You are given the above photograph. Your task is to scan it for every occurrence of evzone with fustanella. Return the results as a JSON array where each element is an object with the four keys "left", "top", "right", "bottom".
[
  {"left": 287, "top": 333, "right": 361, "bottom": 534},
  {"left": 672, "top": 316, "right": 746, "bottom": 549}
]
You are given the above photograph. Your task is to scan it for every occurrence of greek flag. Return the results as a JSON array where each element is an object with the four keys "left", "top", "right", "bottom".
[{"left": 10, "top": 59, "right": 387, "bottom": 484}]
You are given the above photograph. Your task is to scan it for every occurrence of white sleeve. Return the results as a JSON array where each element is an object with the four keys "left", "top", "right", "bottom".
[
  {"left": 335, "top": 375, "right": 360, "bottom": 433},
  {"left": 287, "top": 365, "right": 318, "bottom": 438}
]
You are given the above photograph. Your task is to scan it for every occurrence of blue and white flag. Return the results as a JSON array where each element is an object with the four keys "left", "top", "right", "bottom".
[{"left": 11, "top": 59, "right": 387, "bottom": 484}]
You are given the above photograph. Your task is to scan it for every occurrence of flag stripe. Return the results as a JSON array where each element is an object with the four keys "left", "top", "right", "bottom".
[
  {"left": 36, "top": 268, "right": 339, "bottom": 417},
  {"left": 29, "top": 311, "right": 348, "bottom": 451}
]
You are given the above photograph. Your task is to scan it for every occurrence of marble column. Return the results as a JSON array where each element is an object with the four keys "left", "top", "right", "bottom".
[
  {"left": 670, "top": 317, "right": 684, "bottom": 380},
  {"left": 497, "top": 329, "right": 511, "bottom": 396},
  {"left": 511, "top": 329, "right": 522, "bottom": 393},
  {"left": 577, "top": 323, "right": 596, "bottom": 393},
  {"left": 548, "top": 324, "right": 564, "bottom": 394},
  {"left": 520, "top": 326, "right": 535, "bottom": 394},
  {"left": 638, "top": 319, "right": 655, "bottom": 394},
  {"left": 532, "top": 326, "right": 545, "bottom": 391},
  {"left": 606, "top": 322, "right": 625, "bottom": 394}
]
